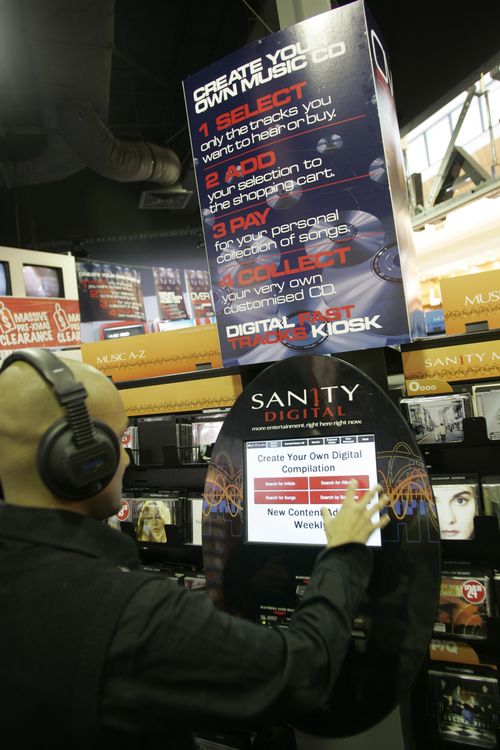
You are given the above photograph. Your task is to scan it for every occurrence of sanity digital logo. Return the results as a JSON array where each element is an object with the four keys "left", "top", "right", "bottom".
[{"left": 250, "top": 384, "right": 359, "bottom": 422}]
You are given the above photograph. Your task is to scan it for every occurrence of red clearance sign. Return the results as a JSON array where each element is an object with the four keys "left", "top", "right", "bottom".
[{"left": 0, "top": 297, "right": 81, "bottom": 350}]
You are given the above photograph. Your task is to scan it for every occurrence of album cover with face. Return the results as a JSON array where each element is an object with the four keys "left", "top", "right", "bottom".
[
  {"left": 472, "top": 383, "right": 500, "bottom": 440},
  {"left": 400, "top": 393, "right": 471, "bottom": 444},
  {"left": 129, "top": 493, "right": 186, "bottom": 544},
  {"left": 429, "top": 664, "right": 499, "bottom": 748},
  {"left": 434, "top": 562, "right": 492, "bottom": 639},
  {"left": 431, "top": 474, "right": 480, "bottom": 540}
]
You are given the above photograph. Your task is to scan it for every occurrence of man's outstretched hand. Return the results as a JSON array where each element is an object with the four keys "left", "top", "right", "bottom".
[{"left": 322, "top": 480, "right": 390, "bottom": 548}]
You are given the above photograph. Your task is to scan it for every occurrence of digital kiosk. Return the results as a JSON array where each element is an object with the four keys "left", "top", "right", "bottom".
[{"left": 202, "top": 354, "right": 440, "bottom": 737}]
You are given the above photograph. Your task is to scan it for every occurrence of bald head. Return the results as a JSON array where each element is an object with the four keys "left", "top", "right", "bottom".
[{"left": 0, "top": 355, "right": 129, "bottom": 515}]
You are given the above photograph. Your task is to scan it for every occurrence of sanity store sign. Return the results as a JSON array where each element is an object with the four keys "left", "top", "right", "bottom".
[
  {"left": 402, "top": 339, "right": 500, "bottom": 385},
  {"left": 0, "top": 297, "right": 81, "bottom": 350},
  {"left": 183, "top": 1, "right": 423, "bottom": 367},
  {"left": 440, "top": 269, "right": 500, "bottom": 335}
]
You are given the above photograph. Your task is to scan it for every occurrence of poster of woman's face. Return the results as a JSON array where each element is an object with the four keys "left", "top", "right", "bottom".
[{"left": 432, "top": 483, "right": 479, "bottom": 540}]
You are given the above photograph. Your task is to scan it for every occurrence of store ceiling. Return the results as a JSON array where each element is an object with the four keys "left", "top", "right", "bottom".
[
  {"left": 0, "top": 0, "right": 498, "bottom": 249},
  {"left": 104, "top": 0, "right": 500, "bottom": 152}
]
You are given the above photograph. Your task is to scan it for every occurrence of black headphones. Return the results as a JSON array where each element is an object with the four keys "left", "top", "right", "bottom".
[{"left": 0, "top": 349, "right": 120, "bottom": 501}]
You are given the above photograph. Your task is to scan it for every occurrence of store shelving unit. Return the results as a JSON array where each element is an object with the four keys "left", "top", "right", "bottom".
[{"left": 400, "top": 372, "right": 500, "bottom": 749}]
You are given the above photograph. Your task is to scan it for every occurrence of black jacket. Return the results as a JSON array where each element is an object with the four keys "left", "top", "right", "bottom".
[{"left": 0, "top": 504, "right": 372, "bottom": 749}]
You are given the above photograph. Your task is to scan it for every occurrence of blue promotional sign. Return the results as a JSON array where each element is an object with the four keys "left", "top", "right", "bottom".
[{"left": 183, "top": 1, "right": 423, "bottom": 367}]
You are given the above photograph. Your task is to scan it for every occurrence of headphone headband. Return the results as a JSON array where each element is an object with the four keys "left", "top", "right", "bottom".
[
  {"left": 1, "top": 349, "right": 86, "bottom": 403},
  {"left": 1, "top": 348, "right": 120, "bottom": 500}
]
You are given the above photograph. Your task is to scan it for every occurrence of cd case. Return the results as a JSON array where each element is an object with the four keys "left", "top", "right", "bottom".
[
  {"left": 431, "top": 474, "right": 480, "bottom": 540},
  {"left": 401, "top": 393, "right": 471, "bottom": 444},
  {"left": 429, "top": 664, "right": 499, "bottom": 748},
  {"left": 184, "top": 268, "right": 215, "bottom": 318},
  {"left": 191, "top": 418, "right": 225, "bottom": 463},
  {"left": 434, "top": 562, "right": 492, "bottom": 639},
  {"left": 472, "top": 383, "right": 500, "bottom": 440},
  {"left": 481, "top": 476, "right": 500, "bottom": 527},
  {"left": 187, "top": 491, "right": 204, "bottom": 546},
  {"left": 109, "top": 492, "right": 188, "bottom": 545},
  {"left": 494, "top": 569, "right": 500, "bottom": 619}
]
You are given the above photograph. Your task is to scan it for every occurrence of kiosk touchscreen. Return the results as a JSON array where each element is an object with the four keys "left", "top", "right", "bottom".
[{"left": 245, "top": 434, "right": 380, "bottom": 546}]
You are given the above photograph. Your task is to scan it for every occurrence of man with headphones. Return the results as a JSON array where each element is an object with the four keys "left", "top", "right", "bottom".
[{"left": 0, "top": 348, "right": 389, "bottom": 750}]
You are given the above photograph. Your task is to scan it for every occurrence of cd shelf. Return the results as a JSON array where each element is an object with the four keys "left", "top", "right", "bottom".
[
  {"left": 401, "top": 363, "right": 500, "bottom": 750},
  {"left": 114, "top": 364, "right": 272, "bottom": 570},
  {"left": 421, "top": 417, "right": 500, "bottom": 476}
]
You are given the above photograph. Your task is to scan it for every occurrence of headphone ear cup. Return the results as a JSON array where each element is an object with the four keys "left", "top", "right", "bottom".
[{"left": 37, "top": 419, "right": 120, "bottom": 501}]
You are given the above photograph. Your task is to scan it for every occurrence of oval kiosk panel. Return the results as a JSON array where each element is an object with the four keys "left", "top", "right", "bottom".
[{"left": 202, "top": 355, "right": 440, "bottom": 736}]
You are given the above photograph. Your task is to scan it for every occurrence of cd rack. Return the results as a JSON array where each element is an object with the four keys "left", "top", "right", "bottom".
[
  {"left": 421, "top": 416, "right": 500, "bottom": 476},
  {"left": 408, "top": 405, "right": 500, "bottom": 750}
]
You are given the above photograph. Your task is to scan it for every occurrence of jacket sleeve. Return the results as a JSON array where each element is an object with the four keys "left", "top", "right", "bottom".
[{"left": 100, "top": 544, "right": 372, "bottom": 737}]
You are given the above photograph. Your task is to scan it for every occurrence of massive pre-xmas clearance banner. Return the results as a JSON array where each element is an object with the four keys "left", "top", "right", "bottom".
[
  {"left": 0, "top": 297, "right": 80, "bottom": 350},
  {"left": 183, "top": 1, "right": 423, "bottom": 368}
]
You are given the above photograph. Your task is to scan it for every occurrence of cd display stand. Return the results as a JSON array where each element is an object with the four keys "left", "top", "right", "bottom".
[{"left": 399, "top": 351, "right": 500, "bottom": 750}]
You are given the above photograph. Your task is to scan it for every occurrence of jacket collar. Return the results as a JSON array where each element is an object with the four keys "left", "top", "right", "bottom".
[{"left": 0, "top": 503, "right": 140, "bottom": 569}]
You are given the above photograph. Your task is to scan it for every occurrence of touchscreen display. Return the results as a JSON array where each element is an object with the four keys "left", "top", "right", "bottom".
[{"left": 245, "top": 434, "right": 380, "bottom": 546}]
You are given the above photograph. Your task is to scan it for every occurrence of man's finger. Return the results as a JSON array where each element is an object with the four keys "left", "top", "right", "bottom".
[
  {"left": 367, "top": 494, "right": 390, "bottom": 515},
  {"left": 343, "top": 479, "right": 358, "bottom": 502},
  {"left": 372, "top": 513, "right": 391, "bottom": 530},
  {"left": 358, "top": 484, "right": 382, "bottom": 507}
]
